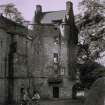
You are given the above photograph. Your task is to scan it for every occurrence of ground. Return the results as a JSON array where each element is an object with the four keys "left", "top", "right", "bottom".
[{"left": 40, "top": 98, "right": 84, "bottom": 105}]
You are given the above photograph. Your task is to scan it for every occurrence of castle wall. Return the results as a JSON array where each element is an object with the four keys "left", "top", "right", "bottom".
[
  {"left": 0, "top": 1, "right": 79, "bottom": 103},
  {"left": 14, "top": 35, "right": 28, "bottom": 77},
  {"left": 13, "top": 35, "right": 30, "bottom": 103},
  {"left": 0, "top": 28, "right": 11, "bottom": 104},
  {"left": 0, "top": 16, "right": 31, "bottom": 104},
  {"left": 31, "top": 24, "right": 76, "bottom": 99}
]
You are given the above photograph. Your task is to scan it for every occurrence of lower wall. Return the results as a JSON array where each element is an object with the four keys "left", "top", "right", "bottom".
[
  {"left": 31, "top": 77, "right": 74, "bottom": 99},
  {"left": 60, "top": 78, "right": 74, "bottom": 98},
  {"left": 0, "top": 77, "right": 74, "bottom": 104},
  {"left": 13, "top": 79, "right": 30, "bottom": 103},
  {"left": 0, "top": 79, "right": 7, "bottom": 104},
  {"left": 0, "top": 78, "right": 31, "bottom": 104}
]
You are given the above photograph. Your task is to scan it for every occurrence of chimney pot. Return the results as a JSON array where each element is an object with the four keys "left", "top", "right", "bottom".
[
  {"left": 36, "top": 5, "right": 42, "bottom": 13},
  {"left": 34, "top": 5, "right": 42, "bottom": 24},
  {"left": 66, "top": 1, "right": 73, "bottom": 16}
]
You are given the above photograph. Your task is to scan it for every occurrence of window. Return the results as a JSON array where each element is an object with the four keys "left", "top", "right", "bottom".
[
  {"left": 20, "top": 87, "right": 24, "bottom": 94},
  {"left": 53, "top": 87, "right": 59, "bottom": 98},
  {"left": 0, "top": 40, "right": 2, "bottom": 48},
  {"left": 53, "top": 53, "right": 58, "bottom": 63},
  {"left": 54, "top": 36, "right": 59, "bottom": 44},
  {"left": 60, "top": 67, "right": 65, "bottom": 76},
  {"left": 53, "top": 53, "right": 59, "bottom": 74},
  {"left": 53, "top": 63, "right": 59, "bottom": 74},
  {"left": 10, "top": 41, "right": 17, "bottom": 53},
  {"left": 0, "top": 63, "right": 2, "bottom": 73},
  {"left": 54, "top": 36, "right": 64, "bottom": 45}
]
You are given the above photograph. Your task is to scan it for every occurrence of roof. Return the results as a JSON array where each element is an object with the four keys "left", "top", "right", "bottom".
[
  {"left": 0, "top": 15, "right": 28, "bottom": 36},
  {"left": 41, "top": 10, "right": 66, "bottom": 24}
]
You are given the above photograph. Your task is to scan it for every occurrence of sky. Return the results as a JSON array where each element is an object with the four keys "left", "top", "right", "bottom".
[
  {"left": 0, "top": 0, "right": 81, "bottom": 21},
  {"left": 0, "top": 0, "right": 105, "bottom": 65}
]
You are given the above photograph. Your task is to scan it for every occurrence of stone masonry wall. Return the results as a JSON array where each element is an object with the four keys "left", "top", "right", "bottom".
[
  {"left": 0, "top": 28, "right": 11, "bottom": 104},
  {"left": 31, "top": 24, "right": 74, "bottom": 98}
]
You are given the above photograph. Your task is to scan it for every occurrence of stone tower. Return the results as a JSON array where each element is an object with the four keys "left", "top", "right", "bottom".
[
  {"left": 31, "top": 0, "right": 78, "bottom": 99},
  {"left": 60, "top": 1, "right": 78, "bottom": 80}
]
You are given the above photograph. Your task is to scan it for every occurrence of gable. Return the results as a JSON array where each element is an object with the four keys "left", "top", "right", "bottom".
[{"left": 41, "top": 10, "right": 66, "bottom": 24}]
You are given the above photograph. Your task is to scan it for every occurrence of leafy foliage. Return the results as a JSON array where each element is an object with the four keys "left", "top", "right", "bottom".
[
  {"left": 0, "top": 3, "right": 25, "bottom": 24},
  {"left": 79, "top": 0, "right": 105, "bottom": 16},
  {"left": 75, "top": 0, "right": 105, "bottom": 89},
  {"left": 78, "top": 61, "right": 105, "bottom": 88},
  {"left": 76, "top": 0, "right": 105, "bottom": 63}
]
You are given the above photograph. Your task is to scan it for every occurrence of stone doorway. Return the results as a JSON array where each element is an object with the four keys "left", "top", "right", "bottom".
[{"left": 53, "top": 87, "right": 59, "bottom": 98}]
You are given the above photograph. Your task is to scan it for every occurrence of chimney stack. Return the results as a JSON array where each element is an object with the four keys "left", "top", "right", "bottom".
[
  {"left": 34, "top": 5, "right": 42, "bottom": 24},
  {"left": 66, "top": 1, "right": 74, "bottom": 25},
  {"left": 36, "top": 5, "right": 42, "bottom": 13},
  {"left": 61, "top": 1, "right": 78, "bottom": 80},
  {"left": 66, "top": 1, "right": 73, "bottom": 16}
]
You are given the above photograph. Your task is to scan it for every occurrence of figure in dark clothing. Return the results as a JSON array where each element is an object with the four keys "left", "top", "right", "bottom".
[
  {"left": 20, "top": 89, "right": 30, "bottom": 105},
  {"left": 32, "top": 91, "right": 40, "bottom": 105}
]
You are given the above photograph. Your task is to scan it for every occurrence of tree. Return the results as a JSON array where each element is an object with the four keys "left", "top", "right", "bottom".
[
  {"left": 0, "top": 3, "right": 25, "bottom": 24},
  {"left": 76, "top": 0, "right": 105, "bottom": 63},
  {"left": 79, "top": 0, "right": 105, "bottom": 16},
  {"left": 84, "top": 77, "right": 105, "bottom": 105},
  {"left": 78, "top": 60, "right": 105, "bottom": 88},
  {"left": 74, "top": 0, "right": 105, "bottom": 89}
]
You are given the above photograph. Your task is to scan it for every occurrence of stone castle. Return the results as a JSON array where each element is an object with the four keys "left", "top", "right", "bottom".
[{"left": 0, "top": 1, "right": 78, "bottom": 104}]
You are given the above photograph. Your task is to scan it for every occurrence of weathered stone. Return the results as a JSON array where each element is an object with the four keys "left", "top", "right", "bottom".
[{"left": 0, "top": 1, "right": 79, "bottom": 104}]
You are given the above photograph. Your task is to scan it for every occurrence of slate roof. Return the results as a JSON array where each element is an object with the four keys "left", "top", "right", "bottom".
[{"left": 41, "top": 10, "right": 66, "bottom": 24}]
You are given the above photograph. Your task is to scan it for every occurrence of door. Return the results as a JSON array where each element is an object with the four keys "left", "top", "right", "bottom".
[{"left": 53, "top": 87, "right": 59, "bottom": 98}]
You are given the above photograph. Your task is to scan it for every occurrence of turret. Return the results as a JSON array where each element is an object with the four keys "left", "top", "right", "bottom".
[
  {"left": 61, "top": 0, "right": 78, "bottom": 44},
  {"left": 66, "top": 1, "right": 75, "bottom": 25},
  {"left": 34, "top": 5, "right": 42, "bottom": 24},
  {"left": 60, "top": 1, "right": 78, "bottom": 80}
]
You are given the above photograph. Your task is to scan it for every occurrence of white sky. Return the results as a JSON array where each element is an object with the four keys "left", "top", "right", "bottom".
[
  {"left": 0, "top": 0, "right": 105, "bottom": 65},
  {"left": 0, "top": 0, "right": 81, "bottom": 21}
]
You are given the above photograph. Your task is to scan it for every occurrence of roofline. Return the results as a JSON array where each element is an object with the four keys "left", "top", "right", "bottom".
[
  {"left": 0, "top": 15, "right": 31, "bottom": 40},
  {"left": 30, "top": 23, "right": 55, "bottom": 26},
  {"left": 0, "top": 15, "right": 26, "bottom": 28},
  {"left": 43, "top": 10, "right": 66, "bottom": 14}
]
